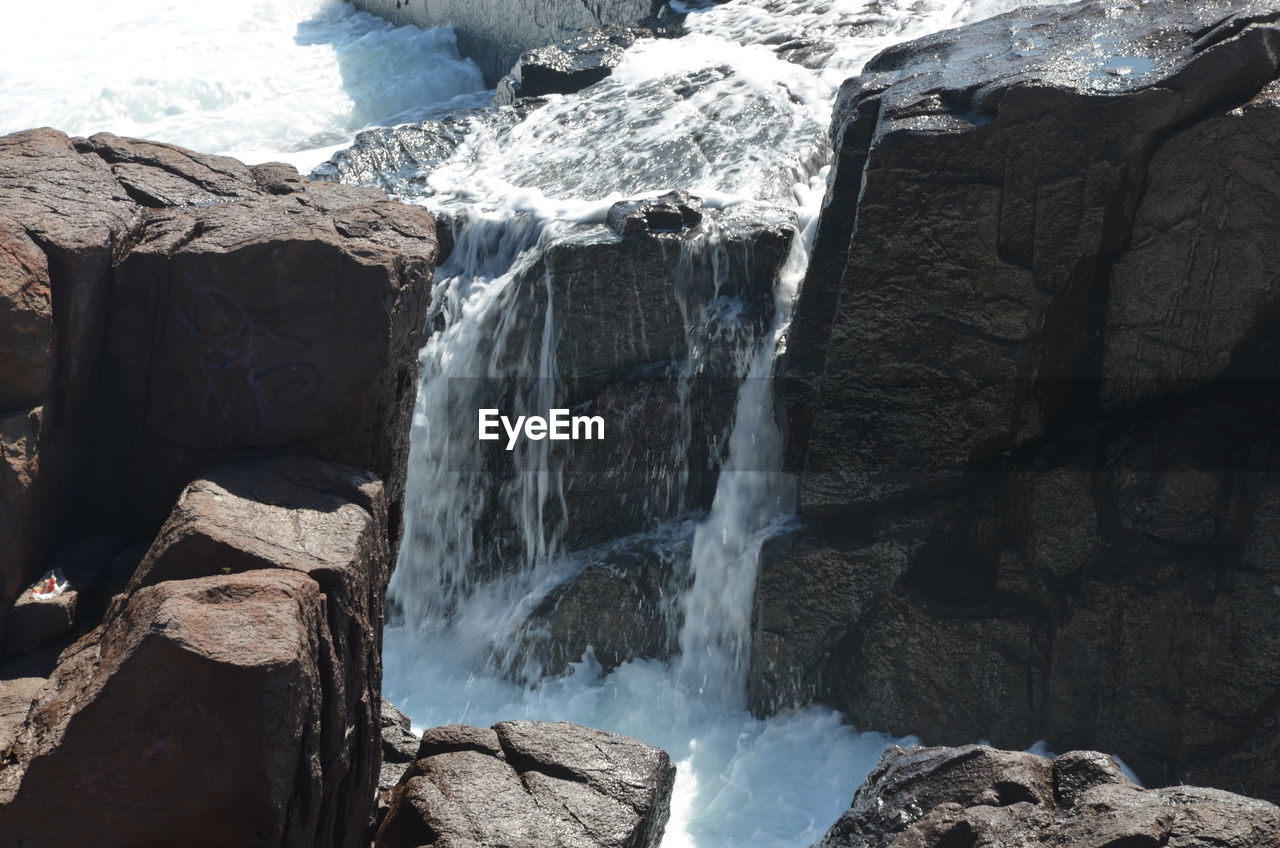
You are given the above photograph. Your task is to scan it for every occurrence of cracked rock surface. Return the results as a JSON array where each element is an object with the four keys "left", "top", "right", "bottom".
[
  {"left": 764, "top": 0, "right": 1280, "bottom": 803},
  {"left": 819, "top": 745, "right": 1280, "bottom": 848},
  {"left": 376, "top": 720, "right": 676, "bottom": 848}
]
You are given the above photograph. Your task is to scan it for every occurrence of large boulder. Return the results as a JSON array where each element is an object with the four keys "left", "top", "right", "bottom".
[
  {"left": 0, "top": 458, "right": 391, "bottom": 848},
  {"left": 0, "top": 570, "right": 327, "bottom": 848},
  {"left": 818, "top": 745, "right": 1280, "bottom": 848},
  {"left": 376, "top": 720, "right": 676, "bottom": 848},
  {"left": 769, "top": 0, "right": 1280, "bottom": 802},
  {"left": 0, "top": 128, "right": 435, "bottom": 653}
]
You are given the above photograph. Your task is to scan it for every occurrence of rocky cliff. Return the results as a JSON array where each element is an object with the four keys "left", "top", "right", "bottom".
[
  {"left": 0, "top": 129, "right": 436, "bottom": 845},
  {"left": 766, "top": 0, "right": 1280, "bottom": 802}
]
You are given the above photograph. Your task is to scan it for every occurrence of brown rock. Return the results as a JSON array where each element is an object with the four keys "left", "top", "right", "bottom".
[
  {"left": 0, "top": 570, "right": 326, "bottom": 848},
  {"left": 377, "top": 720, "right": 676, "bottom": 848},
  {"left": 0, "top": 127, "right": 436, "bottom": 625},
  {"left": 3, "top": 584, "right": 76, "bottom": 659},
  {"left": 0, "top": 408, "right": 46, "bottom": 624},
  {"left": 0, "top": 458, "right": 393, "bottom": 848},
  {"left": 86, "top": 133, "right": 435, "bottom": 536}
]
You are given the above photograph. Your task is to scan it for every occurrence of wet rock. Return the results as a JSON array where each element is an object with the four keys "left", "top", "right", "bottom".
[
  {"left": 376, "top": 720, "right": 676, "bottom": 848},
  {"left": 495, "top": 25, "right": 657, "bottom": 105},
  {"left": 770, "top": 0, "right": 1280, "bottom": 803},
  {"left": 458, "top": 209, "right": 792, "bottom": 556},
  {"left": 521, "top": 534, "right": 687, "bottom": 676},
  {"left": 773, "top": 37, "right": 836, "bottom": 69},
  {"left": 311, "top": 113, "right": 483, "bottom": 194},
  {"left": 0, "top": 458, "right": 390, "bottom": 848},
  {"left": 606, "top": 191, "right": 704, "bottom": 238},
  {"left": 786, "top": 0, "right": 1280, "bottom": 509},
  {"left": 818, "top": 745, "right": 1280, "bottom": 848}
]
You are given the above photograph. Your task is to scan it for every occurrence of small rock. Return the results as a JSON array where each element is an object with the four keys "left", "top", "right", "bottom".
[
  {"left": 494, "top": 25, "right": 657, "bottom": 106},
  {"left": 606, "top": 191, "right": 704, "bottom": 239},
  {"left": 3, "top": 586, "right": 76, "bottom": 658}
]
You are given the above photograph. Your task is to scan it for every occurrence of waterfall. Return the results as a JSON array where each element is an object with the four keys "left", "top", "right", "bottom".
[
  {"left": 366, "top": 1, "right": 1068, "bottom": 844},
  {"left": 3, "top": 0, "right": 1072, "bottom": 844}
]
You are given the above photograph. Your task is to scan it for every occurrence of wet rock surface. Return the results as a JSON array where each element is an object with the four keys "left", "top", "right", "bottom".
[
  {"left": 520, "top": 533, "right": 690, "bottom": 677},
  {"left": 819, "top": 745, "right": 1280, "bottom": 848},
  {"left": 495, "top": 25, "right": 663, "bottom": 105},
  {"left": 376, "top": 720, "right": 676, "bottom": 848},
  {"left": 770, "top": 0, "right": 1280, "bottom": 802}
]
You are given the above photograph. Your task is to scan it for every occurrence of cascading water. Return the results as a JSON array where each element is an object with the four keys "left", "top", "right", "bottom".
[
  {"left": 363, "top": 1, "right": 1062, "bottom": 844},
  {"left": 3, "top": 0, "right": 1066, "bottom": 843}
]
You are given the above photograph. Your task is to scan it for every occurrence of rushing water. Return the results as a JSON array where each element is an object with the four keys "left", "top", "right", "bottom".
[
  {"left": 0, "top": 0, "right": 486, "bottom": 169},
  {"left": 4, "top": 0, "right": 1062, "bottom": 844},
  {"left": 370, "top": 1, "right": 1065, "bottom": 846}
]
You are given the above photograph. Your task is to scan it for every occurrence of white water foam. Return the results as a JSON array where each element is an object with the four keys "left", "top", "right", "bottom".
[
  {"left": 377, "top": 2, "right": 1063, "bottom": 846},
  {"left": 1, "top": 0, "right": 1066, "bottom": 844},
  {"left": 0, "top": 0, "right": 485, "bottom": 170}
]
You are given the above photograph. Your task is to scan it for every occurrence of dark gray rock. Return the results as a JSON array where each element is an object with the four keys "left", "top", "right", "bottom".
[
  {"left": 786, "top": 0, "right": 1280, "bottom": 509},
  {"left": 376, "top": 720, "right": 676, "bottom": 848},
  {"left": 520, "top": 532, "right": 689, "bottom": 677},
  {"left": 770, "top": 0, "right": 1280, "bottom": 804},
  {"left": 495, "top": 25, "right": 659, "bottom": 105},
  {"left": 818, "top": 745, "right": 1280, "bottom": 848},
  {"left": 448, "top": 204, "right": 793, "bottom": 567},
  {"left": 378, "top": 702, "right": 420, "bottom": 823},
  {"left": 606, "top": 191, "right": 704, "bottom": 238},
  {"left": 311, "top": 113, "right": 486, "bottom": 194}
]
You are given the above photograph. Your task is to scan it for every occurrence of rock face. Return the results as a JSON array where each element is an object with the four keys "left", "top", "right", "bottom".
[
  {"left": 0, "top": 128, "right": 435, "bottom": 653},
  {"left": 352, "top": 0, "right": 661, "bottom": 84},
  {"left": 768, "top": 0, "right": 1280, "bottom": 802},
  {"left": 0, "top": 459, "right": 390, "bottom": 848},
  {"left": 0, "top": 129, "right": 435, "bottom": 843},
  {"left": 376, "top": 720, "right": 677, "bottom": 848},
  {"left": 818, "top": 745, "right": 1280, "bottom": 848}
]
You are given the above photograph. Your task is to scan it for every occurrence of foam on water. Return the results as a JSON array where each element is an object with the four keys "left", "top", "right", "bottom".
[
  {"left": 0, "top": 0, "right": 485, "bottom": 170},
  {"left": 375, "top": 2, "right": 1063, "bottom": 846},
  {"left": 2, "top": 1, "right": 1068, "bottom": 844}
]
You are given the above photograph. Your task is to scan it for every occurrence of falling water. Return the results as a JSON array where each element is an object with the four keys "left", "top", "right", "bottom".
[
  {"left": 2, "top": 0, "right": 1064, "bottom": 844},
  {"left": 362, "top": 1, "right": 1064, "bottom": 845}
]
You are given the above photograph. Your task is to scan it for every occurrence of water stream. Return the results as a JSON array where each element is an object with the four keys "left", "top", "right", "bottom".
[{"left": 3, "top": 1, "right": 1059, "bottom": 844}]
